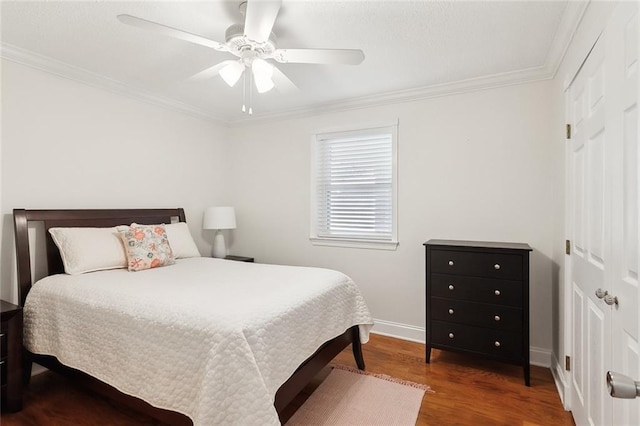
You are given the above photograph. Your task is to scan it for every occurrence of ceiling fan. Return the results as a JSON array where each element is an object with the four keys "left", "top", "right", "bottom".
[{"left": 117, "top": 0, "right": 365, "bottom": 112}]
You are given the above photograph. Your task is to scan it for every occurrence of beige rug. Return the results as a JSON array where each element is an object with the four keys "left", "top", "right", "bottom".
[{"left": 286, "top": 365, "right": 432, "bottom": 426}]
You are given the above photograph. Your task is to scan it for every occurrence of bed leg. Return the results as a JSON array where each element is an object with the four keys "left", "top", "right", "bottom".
[
  {"left": 23, "top": 350, "right": 32, "bottom": 385},
  {"left": 351, "top": 326, "right": 365, "bottom": 370}
]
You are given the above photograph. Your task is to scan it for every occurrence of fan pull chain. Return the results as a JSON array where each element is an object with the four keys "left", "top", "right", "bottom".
[
  {"left": 241, "top": 71, "right": 246, "bottom": 113},
  {"left": 249, "top": 71, "right": 253, "bottom": 116}
]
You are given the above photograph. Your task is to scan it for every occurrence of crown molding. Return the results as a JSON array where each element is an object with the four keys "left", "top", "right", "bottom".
[
  {"left": 230, "top": 1, "right": 588, "bottom": 126},
  {"left": 1, "top": 1, "right": 586, "bottom": 128},
  {"left": 230, "top": 64, "right": 554, "bottom": 126},
  {"left": 544, "top": 0, "right": 590, "bottom": 78},
  {"left": 0, "top": 43, "right": 226, "bottom": 125}
]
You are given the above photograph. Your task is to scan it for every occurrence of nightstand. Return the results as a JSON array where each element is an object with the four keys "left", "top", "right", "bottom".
[
  {"left": 224, "top": 255, "right": 254, "bottom": 263},
  {"left": 1, "top": 300, "right": 22, "bottom": 412}
]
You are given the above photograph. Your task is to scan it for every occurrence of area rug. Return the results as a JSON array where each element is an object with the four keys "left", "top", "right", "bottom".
[{"left": 285, "top": 365, "right": 433, "bottom": 426}]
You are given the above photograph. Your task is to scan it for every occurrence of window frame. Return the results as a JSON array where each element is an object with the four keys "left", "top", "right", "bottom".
[{"left": 310, "top": 121, "right": 398, "bottom": 250}]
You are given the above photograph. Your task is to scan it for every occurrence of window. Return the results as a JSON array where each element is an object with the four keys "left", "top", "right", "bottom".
[{"left": 311, "top": 123, "right": 398, "bottom": 250}]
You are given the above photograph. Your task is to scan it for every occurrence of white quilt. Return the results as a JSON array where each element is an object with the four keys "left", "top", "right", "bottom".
[{"left": 23, "top": 257, "right": 374, "bottom": 425}]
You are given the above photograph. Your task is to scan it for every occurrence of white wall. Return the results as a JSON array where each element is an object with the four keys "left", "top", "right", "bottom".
[
  {"left": 0, "top": 53, "right": 565, "bottom": 363},
  {"left": 0, "top": 59, "right": 230, "bottom": 304},
  {"left": 227, "top": 80, "right": 560, "bottom": 362}
]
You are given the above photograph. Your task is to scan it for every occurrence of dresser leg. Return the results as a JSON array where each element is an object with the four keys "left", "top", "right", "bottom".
[
  {"left": 426, "top": 345, "right": 431, "bottom": 363},
  {"left": 523, "top": 363, "right": 530, "bottom": 386}
]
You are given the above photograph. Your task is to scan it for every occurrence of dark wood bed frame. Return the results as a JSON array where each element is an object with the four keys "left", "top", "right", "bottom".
[{"left": 13, "top": 208, "right": 365, "bottom": 425}]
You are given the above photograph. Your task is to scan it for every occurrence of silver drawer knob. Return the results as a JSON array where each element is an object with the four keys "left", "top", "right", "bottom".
[
  {"left": 448, "top": 333, "right": 455, "bottom": 339},
  {"left": 448, "top": 284, "right": 455, "bottom": 290},
  {"left": 494, "top": 315, "right": 501, "bottom": 321},
  {"left": 448, "top": 309, "right": 454, "bottom": 315},
  {"left": 494, "top": 290, "right": 501, "bottom": 296},
  {"left": 448, "top": 260, "right": 454, "bottom": 266},
  {"left": 494, "top": 341, "right": 501, "bottom": 347},
  {"left": 494, "top": 263, "right": 501, "bottom": 270}
]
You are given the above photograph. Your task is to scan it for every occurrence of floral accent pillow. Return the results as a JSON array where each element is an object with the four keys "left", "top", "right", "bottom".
[{"left": 117, "top": 224, "right": 175, "bottom": 272}]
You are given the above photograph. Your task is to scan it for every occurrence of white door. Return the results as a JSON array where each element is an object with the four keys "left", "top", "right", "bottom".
[
  {"left": 610, "top": 3, "right": 639, "bottom": 425},
  {"left": 568, "top": 3, "right": 639, "bottom": 425},
  {"left": 568, "top": 27, "right": 612, "bottom": 426}
]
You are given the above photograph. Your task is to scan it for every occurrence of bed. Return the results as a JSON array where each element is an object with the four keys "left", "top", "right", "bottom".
[{"left": 13, "top": 208, "right": 373, "bottom": 425}]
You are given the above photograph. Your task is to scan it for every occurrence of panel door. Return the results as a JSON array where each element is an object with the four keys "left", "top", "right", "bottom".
[
  {"left": 610, "top": 3, "right": 640, "bottom": 425},
  {"left": 568, "top": 2, "right": 640, "bottom": 425},
  {"left": 568, "top": 29, "right": 612, "bottom": 426}
]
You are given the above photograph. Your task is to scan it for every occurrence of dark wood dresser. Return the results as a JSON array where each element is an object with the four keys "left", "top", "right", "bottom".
[
  {"left": 1, "top": 300, "right": 23, "bottom": 411},
  {"left": 424, "top": 239, "right": 532, "bottom": 386}
]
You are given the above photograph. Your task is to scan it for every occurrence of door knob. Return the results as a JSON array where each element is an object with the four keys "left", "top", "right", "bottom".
[
  {"left": 595, "top": 288, "right": 608, "bottom": 299},
  {"left": 604, "top": 293, "right": 619, "bottom": 306},
  {"left": 607, "top": 371, "right": 640, "bottom": 398}
]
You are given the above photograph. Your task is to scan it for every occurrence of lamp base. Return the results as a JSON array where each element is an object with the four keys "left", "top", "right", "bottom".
[{"left": 212, "top": 230, "right": 227, "bottom": 258}]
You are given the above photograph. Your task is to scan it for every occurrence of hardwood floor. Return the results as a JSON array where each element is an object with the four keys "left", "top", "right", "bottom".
[
  {"left": 1, "top": 334, "right": 574, "bottom": 425},
  {"left": 334, "top": 334, "right": 574, "bottom": 426}
]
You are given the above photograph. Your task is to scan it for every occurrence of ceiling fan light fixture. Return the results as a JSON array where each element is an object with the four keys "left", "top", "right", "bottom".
[
  {"left": 219, "top": 61, "right": 245, "bottom": 87},
  {"left": 252, "top": 58, "right": 275, "bottom": 93},
  {"left": 118, "top": 0, "right": 365, "bottom": 116}
]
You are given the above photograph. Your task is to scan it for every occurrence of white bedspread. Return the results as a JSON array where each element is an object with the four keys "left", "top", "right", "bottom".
[{"left": 24, "top": 257, "right": 373, "bottom": 425}]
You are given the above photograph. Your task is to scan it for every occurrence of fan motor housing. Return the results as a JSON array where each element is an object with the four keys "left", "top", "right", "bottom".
[{"left": 225, "top": 23, "right": 276, "bottom": 56}]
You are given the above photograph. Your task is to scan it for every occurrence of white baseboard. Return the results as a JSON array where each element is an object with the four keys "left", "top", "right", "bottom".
[
  {"left": 371, "top": 318, "right": 552, "bottom": 368},
  {"left": 551, "top": 354, "right": 569, "bottom": 409},
  {"left": 530, "top": 346, "right": 552, "bottom": 368},
  {"left": 371, "top": 318, "right": 426, "bottom": 343}
]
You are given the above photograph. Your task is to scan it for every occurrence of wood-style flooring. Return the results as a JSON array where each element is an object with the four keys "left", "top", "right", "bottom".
[{"left": 1, "top": 334, "right": 574, "bottom": 425}]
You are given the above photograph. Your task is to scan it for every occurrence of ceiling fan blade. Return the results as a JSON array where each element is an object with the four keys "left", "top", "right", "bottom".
[
  {"left": 243, "top": 0, "right": 282, "bottom": 43},
  {"left": 117, "top": 14, "right": 228, "bottom": 52},
  {"left": 272, "top": 66, "right": 298, "bottom": 94},
  {"left": 273, "top": 48, "right": 365, "bottom": 65},
  {"left": 187, "top": 61, "right": 238, "bottom": 81}
]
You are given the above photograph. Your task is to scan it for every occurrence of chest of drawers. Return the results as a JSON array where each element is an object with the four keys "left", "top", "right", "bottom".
[{"left": 424, "top": 239, "right": 532, "bottom": 386}]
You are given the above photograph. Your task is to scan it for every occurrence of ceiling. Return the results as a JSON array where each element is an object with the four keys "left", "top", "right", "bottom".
[{"left": 1, "top": 1, "right": 583, "bottom": 124}]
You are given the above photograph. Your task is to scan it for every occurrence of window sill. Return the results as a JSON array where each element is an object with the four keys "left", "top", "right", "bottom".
[{"left": 310, "top": 237, "right": 398, "bottom": 251}]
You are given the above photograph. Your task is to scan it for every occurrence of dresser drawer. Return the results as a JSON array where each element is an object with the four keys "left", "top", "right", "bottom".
[
  {"left": 430, "top": 249, "right": 523, "bottom": 280},
  {"left": 0, "top": 331, "right": 6, "bottom": 359},
  {"left": 431, "top": 297, "right": 522, "bottom": 331},
  {"left": 0, "top": 359, "right": 6, "bottom": 386},
  {"left": 431, "top": 273, "right": 523, "bottom": 307},
  {"left": 431, "top": 320, "right": 523, "bottom": 361}
]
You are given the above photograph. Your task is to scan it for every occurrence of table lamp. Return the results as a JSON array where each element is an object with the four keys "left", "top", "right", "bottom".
[{"left": 203, "top": 206, "right": 236, "bottom": 258}]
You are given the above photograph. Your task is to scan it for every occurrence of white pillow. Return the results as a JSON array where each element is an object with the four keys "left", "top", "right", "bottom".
[
  {"left": 164, "top": 222, "right": 201, "bottom": 258},
  {"left": 49, "top": 227, "right": 127, "bottom": 275}
]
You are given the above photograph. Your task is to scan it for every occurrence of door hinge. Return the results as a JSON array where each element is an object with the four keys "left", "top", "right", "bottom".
[
  {"left": 566, "top": 124, "right": 572, "bottom": 139},
  {"left": 565, "top": 239, "right": 571, "bottom": 255},
  {"left": 565, "top": 355, "right": 571, "bottom": 371}
]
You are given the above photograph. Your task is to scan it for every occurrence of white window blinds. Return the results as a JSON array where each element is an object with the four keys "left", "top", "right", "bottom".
[{"left": 313, "top": 124, "right": 397, "bottom": 245}]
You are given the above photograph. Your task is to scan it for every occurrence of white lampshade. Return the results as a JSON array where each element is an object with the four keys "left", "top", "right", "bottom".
[
  {"left": 219, "top": 61, "right": 244, "bottom": 87},
  {"left": 203, "top": 207, "right": 236, "bottom": 230},
  {"left": 252, "top": 58, "right": 275, "bottom": 93}
]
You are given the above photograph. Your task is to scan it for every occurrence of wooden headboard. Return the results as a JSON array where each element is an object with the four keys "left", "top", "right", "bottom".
[{"left": 13, "top": 208, "right": 186, "bottom": 307}]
